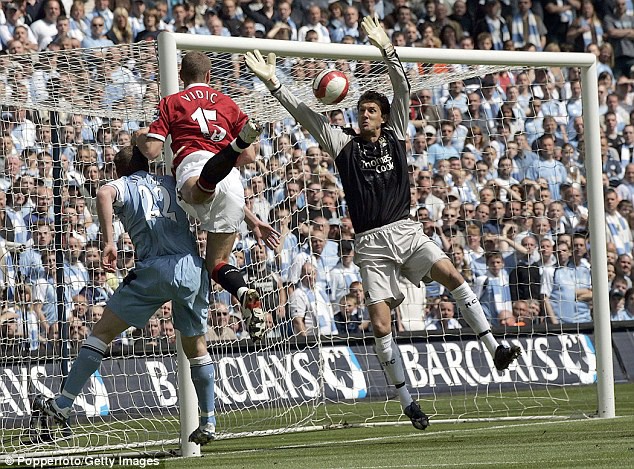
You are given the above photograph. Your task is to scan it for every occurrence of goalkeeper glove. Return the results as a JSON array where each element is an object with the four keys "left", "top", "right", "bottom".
[
  {"left": 245, "top": 50, "right": 281, "bottom": 91},
  {"left": 361, "top": 15, "right": 394, "bottom": 56}
]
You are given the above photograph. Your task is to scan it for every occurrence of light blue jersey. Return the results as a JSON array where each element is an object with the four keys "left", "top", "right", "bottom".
[
  {"left": 108, "top": 172, "right": 198, "bottom": 260},
  {"left": 106, "top": 171, "right": 209, "bottom": 337}
]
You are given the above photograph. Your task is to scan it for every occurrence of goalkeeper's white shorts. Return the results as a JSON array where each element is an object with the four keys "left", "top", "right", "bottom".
[
  {"left": 354, "top": 219, "right": 448, "bottom": 310},
  {"left": 175, "top": 151, "right": 245, "bottom": 233}
]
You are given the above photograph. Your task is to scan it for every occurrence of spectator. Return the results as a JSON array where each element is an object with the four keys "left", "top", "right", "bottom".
[
  {"left": 218, "top": 0, "right": 244, "bottom": 37},
  {"left": 526, "top": 135, "right": 567, "bottom": 201},
  {"left": 510, "top": 0, "right": 547, "bottom": 51},
  {"left": 274, "top": 1, "right": 297, "bottom": 41},
  {"left": 82, "top": 15, "right": 114, "bottom": 48},
  {"left": 134, "top": 8, "right": 162, "bottom": 42},
  {"left": 561, "top": 184, "right": 588, "bottom": 232},
  {"left": 79, "top": 265, "right": 114, "bottom": 305},
  {"left": 30, "top": 0, "right": 62, "bottom": 50},
  {"left": 87, "top": 0, "right": 113, "bottom": 31},
  {"left": 290, "top": 262, "right": 337, "bottom": 337},
  {"left": 615, "top": 287, "right": 634, "bottom": 320},
  {"left": 509, "top": 234, "right": 541, "bottom": 302},
  {"left": 447, "top": 243, "right": 473, "bottom": 286},
  {"left": 473, "top": 251, "right": 513, "bottom": 324},
  {"left": 331, "top": 6, "right": 360, "bottom": 43},
  {"left": 329, "top": 240, "right": 361, "bottom": 306},
  {"left": 427, "top": 120, "right": 460, "bottom": 170},
  {"left": 206, "top": 301, "right": 237, "bottom": 342},
  {"left": 542, "top": 240, "right": 592, "bottom": 324},
  {"left": 168, "top": 3, "right": 194, "bottom": 34},
  {"left": 297, "top": 5, "right": 330, "bottom": 43},
  {"left": 0, "top": 3, "right": 37, "bottom": 49},
  {"left": 106, "top": 7, "right": 133, "bottom": 44},
  {"left": 127, "top": 0, "right": 145, "bottom": 39},
  {"left": 334, "top": 292, "right": 364, "bottom": 335},
  {"left": 604, "top": 0, "right": 634, "bottom": 77},
  {"left": 567, "top": 0, "right": 603, "bottom": 52},
  {"left": 605, "top": 188, "right": 633, "bottom": 255},
  {"left": 30, "top": 250, "right": 62, "bottom": 332},
  {"left": 473, "top": 0, "right": 510, "bottom": 51},
  {"left": 288, "top": 226, "right": 338, "bottom": 291},
  {"left": 63, "top": 233, "right": 89, "bottom": 296},
  {"left": 69, "top": 0, "right": 89, "bottom": 38}
]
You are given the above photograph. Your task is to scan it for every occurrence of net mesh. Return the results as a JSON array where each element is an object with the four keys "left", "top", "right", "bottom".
[{"left": 0, "top": 42, "right": 598, "bottom": 460}]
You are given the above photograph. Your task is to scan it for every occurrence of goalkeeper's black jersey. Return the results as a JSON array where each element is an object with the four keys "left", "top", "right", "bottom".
[
  {"left": 333, "top": 127, "right": 410, "bottom": 233},
  {"left": 273, "top": 50, "right": 411, "bottom": 234}
]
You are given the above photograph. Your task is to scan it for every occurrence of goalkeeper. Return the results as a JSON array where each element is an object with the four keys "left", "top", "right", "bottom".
[
  {"left": 246, "top": 16, "right": 521, "bottom": 431},
  {"left": 34, "top": 147, "right": 218, "bottom": 446}
]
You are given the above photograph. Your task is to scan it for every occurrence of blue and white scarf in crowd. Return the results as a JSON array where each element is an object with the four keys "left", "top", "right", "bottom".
[
  {"left": 511, "top": 13, "right": 542, "bottom": 51},
  {"left": 486, "top": 16, "right": 510, "bottom": 51},
  {"left": 606, "top": 212, "right": 633, "bottom": 256},
  {"left": 486, "top": 271, "right": 512, "bottom": 314},
  {"left": 557, "top": 0, "right": 574, "bottom": 25},
  {"left": 580, "top": 17, "right": 603, "bottom": 49},
  {"left": 474, "top": 270, "right": 512, "bottom": 321}
]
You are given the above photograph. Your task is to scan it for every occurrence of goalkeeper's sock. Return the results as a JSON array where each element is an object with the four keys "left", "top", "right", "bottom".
[
  {"left": 190, "top": 354, "right": 216, "bottom": 427},
  {"left": 374, "top": 333, "right": 411, "bottom": 409},
  {"left": 56, "top": 335, "right": 108, "bottom": 409},
  {"left": 197, "top": 144, "right": 241, "bottom": 194},
  {"left": 451, "top": 282, "right": 498, "bottom": 356},
  {"left": 211, "top": 262, "right": 247, "bottom": 299}
]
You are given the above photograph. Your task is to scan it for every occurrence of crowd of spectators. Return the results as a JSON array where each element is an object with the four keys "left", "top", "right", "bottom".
[{"left": 2, "top": 0, "right": 634, "bottom": 356}]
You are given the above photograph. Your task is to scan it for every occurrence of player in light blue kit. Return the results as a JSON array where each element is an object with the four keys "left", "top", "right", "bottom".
[{"left": 34, "top": 147, "right": 218, "bottom": 445}]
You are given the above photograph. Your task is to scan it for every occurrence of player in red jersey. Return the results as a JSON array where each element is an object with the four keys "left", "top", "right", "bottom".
[{"left": 135, "top": 51, "right": 277, "bottom": 341}]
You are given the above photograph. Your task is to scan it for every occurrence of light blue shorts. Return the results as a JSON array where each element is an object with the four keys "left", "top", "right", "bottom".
[{"left": 107, "top": 254, "right": 209, "bottom": 337}]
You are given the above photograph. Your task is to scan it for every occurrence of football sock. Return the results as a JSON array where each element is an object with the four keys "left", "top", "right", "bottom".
[
  {"left": 211, "top": 262, "right": 247, "bottom": 299},
  {"left": 197, "top": 139, "right": 247, "bottom": 193},
  {"left": 190, "top": 354, "right": 216, "bottom": 427},
  {"left": 55, "top": 335, "right": 108, "bottom": 409},
  {"left": 451, "top": 282, "right": 498, "bottom": 356},
  {"left": 375, "top": 333, "right": 411, "bottom": 408}
]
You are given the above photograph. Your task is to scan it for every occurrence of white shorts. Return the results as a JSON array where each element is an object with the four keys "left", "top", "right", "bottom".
[
  {"left": 175, "top": 151, "right": 245, "bottom": 233},
  {"left": 354, "top": 219, "right": 448, "bottom": 309}
]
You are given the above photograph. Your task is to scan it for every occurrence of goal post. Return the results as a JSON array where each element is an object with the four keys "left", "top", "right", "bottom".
[{"left": 157, "top": 32, "right": 613, "bottom": 419}]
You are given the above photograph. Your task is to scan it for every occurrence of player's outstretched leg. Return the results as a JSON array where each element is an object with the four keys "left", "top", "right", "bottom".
[
  {"left": 211, "top": 261, "right": 267, "bottom": 342},
  {"left": 197, "top": 119, "right": 263, "bottom": 194},
  {"left": 32, "top": 335, "right": 110, "bottom": 423},
  {"left": 241, "top": 289, "right": 266, "bottom": 341},
  {"left": 493, "top": 345, "right": 522, "bottom": 371},
  {"left": 430, "top": 260, "right": 522, "bottom": 369}
]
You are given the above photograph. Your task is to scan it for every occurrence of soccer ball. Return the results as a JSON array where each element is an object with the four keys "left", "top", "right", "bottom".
[{"left": 312, "top": 69, "right": 349, "bottom": 105}]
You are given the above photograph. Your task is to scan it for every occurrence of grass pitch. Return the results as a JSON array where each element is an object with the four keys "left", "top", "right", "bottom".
[
  {"left": 157, "top": 383, "right": 634, "bottom": 469},
  {"left": 3, "top": 384, "right": 632, "bottom": 468}
]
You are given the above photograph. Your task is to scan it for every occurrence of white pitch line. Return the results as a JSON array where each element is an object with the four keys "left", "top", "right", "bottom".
[
  {"left": 327, "top": 457, "right": 610, "bottom": 469},
  {"left": 209, "top": 417, "right": 623, "bottom": 457}
]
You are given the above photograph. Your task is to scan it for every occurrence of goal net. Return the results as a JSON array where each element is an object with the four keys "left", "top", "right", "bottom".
[{"left": 0, "top": 37, "right": 611, "bottom": 461}]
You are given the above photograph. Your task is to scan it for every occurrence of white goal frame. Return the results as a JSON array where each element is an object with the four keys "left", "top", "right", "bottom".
[{"left": 156, "top": 33, "right": 615, "bottom": 457}]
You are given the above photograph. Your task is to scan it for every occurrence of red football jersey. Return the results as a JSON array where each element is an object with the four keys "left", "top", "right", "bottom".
[{"left": 147, "top": 83, "right": 249, "bottom": 170}]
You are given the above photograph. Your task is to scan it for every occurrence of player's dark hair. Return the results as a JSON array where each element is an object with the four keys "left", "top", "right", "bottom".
[
  {"left": 180, "top": 51, "right": 212, "bottom": 83},
  {"left": 114, "top": 146, "right": 149, "bottom": 177},
  {"left": 357, "top": 90, "right": 390, "bottom": 118}
]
